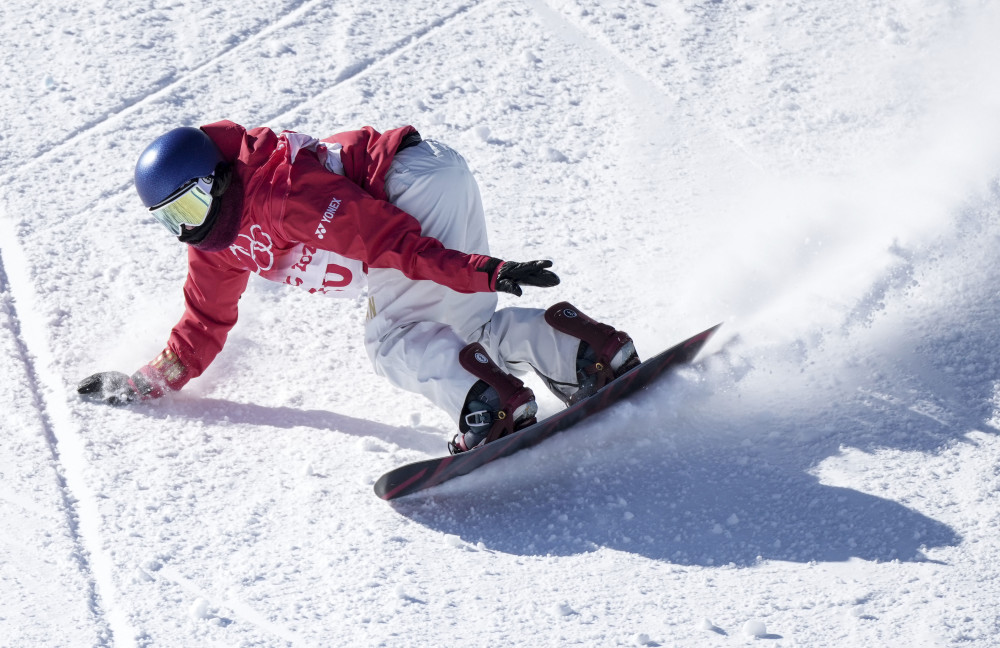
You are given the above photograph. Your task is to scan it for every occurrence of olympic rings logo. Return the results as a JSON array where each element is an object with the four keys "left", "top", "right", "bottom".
[{"left": 229, "top": 225, "right": 274, "bottom": 273}]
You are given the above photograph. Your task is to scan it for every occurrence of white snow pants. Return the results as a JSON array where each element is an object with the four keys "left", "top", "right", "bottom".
[{"left": 364, "top": 139, "right": 580, "bottom": 422}]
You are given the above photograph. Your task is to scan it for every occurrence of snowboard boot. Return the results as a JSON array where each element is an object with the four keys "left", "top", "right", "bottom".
[
  {"left": 448, "top": 343, "right": 538, "bottom": 455},
  {"left": 544, "top": 302, "right": 641, "bottom": 406}
]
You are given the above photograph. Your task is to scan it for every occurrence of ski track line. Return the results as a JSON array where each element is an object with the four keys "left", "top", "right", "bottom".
[
  {"left": 9, "top": 0, "right": 492, "bottom": 188},
  {"left": 4, "top": 1, "right": 496, "bottom": 240},
  {"left": 524, "top": 0, "right": 766, "bottom": 172},
  {"left": 9, "top": 0, "right": 331, "bottom": 184},
  {"left": 266, "top": 0, "right": 495, "bottom": 126},
  {"left": 0, "top": 223, "right": 132, "bottom": 648},
  {"left": 156, "top": 565, "right": 301, "bottom": 646},
  {"left": 5, "top": 1, "right": 495, "bottom": 244}
]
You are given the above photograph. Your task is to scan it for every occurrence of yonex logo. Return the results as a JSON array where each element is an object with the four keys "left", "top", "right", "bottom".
[
  {"left": 315, "top": 196, "right": 342, "bottom": 239},
  {"left": 475, "top": 352, "right": 490, "bottom": 364},
  {"left": 562, "top": 309, "right": 578, "bottom": 318}
]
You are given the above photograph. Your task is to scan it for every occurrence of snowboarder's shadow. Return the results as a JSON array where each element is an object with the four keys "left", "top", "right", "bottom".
[
  {"left": 394, "top": 443, "right": 960, "bottom": 565},
  {"left": 131, "top": 396, "right": 446, "bottom": 454},
  {"left": 393, "top": 374, "right": 970, "bottom": 565}
]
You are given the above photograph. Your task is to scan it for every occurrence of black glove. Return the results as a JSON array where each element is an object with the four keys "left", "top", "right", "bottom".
[
  {"left": 77, "top": 371, "right": 153, "bottom": 406},
  {"left": 494, "top": 260, "right": 560, "bottom": 296}
]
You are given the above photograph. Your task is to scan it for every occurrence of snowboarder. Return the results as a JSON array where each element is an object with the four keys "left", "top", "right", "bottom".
[{"left": 77, "top": 121, "right": 639, "bottom": 453}]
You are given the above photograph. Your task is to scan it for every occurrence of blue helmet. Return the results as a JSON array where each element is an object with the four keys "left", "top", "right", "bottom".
[{"left": 134, "top": 127, "right": 223, "bottom": 208}]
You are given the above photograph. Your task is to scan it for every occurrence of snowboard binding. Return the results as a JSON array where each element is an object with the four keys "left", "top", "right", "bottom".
[
  {"left": 449, "top": 343, "right": 538, "bottom": 454},
  {"left": 544, "top": 301, "right": 641, "bottom": 405}
]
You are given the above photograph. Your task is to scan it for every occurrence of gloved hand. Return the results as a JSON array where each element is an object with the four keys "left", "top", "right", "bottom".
[
  {"left": 77, "top": 370, "right": 154, "bottom": 406},
  {"left": 494, "top": 260, "right": 560, "bottom": 296}
]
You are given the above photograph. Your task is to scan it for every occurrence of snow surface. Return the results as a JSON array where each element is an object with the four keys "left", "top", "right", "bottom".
[{"left": 2, "top": 0, "right": 1000, "bottom": 646}]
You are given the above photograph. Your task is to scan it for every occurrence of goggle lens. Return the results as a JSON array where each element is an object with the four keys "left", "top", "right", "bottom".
[{"left": 149, "top": 176, "right": 214, "bottom": 236}]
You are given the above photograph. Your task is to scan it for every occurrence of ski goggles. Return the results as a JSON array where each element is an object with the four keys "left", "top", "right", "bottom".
[{"left": 149, "top": 176, "right": 215, "bottom": 236}]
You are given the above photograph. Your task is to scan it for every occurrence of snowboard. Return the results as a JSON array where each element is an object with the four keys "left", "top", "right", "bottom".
[{"left": 373, "top": 323, "right": 721, "bottom": 500}]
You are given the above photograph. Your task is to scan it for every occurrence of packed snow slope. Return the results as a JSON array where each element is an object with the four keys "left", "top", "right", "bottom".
[{"left": 2, "top": 0, "right": 1000, "bottom": 646}]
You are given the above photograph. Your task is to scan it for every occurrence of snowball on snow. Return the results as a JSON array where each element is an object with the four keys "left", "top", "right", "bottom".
[
  {"left": 742, "top": 620, "right": 768, "bottom": 637},
  {"left": 699, "top": 618, "right": 719, "bottom": 632},
  {"left": 189, "top": 598, "right": 211, "bottom": 620}
]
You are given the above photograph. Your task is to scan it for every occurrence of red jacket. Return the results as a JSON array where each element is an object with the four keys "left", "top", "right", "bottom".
[{"left": 139, "top": 120, "right": 500, "bottom": 394}]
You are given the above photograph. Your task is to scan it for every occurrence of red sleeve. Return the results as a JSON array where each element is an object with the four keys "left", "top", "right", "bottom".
[
  {"left": 145, "top": 247, "right": 251, "bottom": 392},
  {"left": 274, "top": 158, "right": 498, "bottom": 294}
]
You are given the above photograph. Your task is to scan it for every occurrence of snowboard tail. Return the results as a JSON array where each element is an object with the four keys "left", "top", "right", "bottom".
[{"left": 374, "top": 323, "right": 721, "bottom": 500}]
